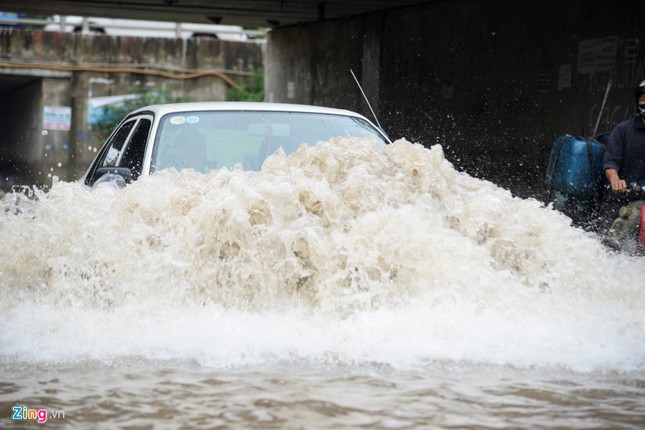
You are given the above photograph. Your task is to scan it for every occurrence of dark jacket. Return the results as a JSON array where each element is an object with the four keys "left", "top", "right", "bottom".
[{"left": 603, "top": 116, "right": 645, "bottom": 184}]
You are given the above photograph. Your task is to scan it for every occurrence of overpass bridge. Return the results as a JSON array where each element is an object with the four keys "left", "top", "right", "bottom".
[
  {"left": 0, "top": 24, "right": 263, "bottom": 187},
  {"left": 0, "top": 1, "right": 424, "bottom": 27},
  {"left": 0, "top": 0, "right": 643, "bottom": 197}
]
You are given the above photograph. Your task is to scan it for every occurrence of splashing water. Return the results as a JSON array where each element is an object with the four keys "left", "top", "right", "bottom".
[{"left": 1, "top": 138, "right": 643, "bottom": 372}]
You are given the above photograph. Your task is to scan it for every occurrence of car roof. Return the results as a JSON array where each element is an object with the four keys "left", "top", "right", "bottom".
[{"left": 129, "top": 102, "right": 370, "bottom": 119}]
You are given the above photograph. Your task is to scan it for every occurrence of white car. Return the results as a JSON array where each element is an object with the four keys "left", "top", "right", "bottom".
[{"left": 81, "top": 102, "right": 390, "bottom": 187}]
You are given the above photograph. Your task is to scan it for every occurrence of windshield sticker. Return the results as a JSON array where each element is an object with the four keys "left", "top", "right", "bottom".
[
  {"left": 186, "top": 116, "right": 200, "bottom": 124},
  {"left": 169, "top": 116, "right": 186, "bottom": 125}
]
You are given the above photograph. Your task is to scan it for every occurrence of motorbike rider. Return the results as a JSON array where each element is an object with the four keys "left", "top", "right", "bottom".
[
  {"left": 604, "top": 80, "right": 645, "bottom": 192},
  {"left": 601, "top": 80, "right": 645, "bottom": 245}
]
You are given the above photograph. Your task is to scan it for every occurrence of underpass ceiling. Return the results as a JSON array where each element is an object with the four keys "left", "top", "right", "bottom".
[{"left": 0, "top": 0, "right": 428, "bottom": 28}]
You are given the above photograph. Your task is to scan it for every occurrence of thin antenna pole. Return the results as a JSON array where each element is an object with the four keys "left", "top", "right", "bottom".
[
  {"left": 350, "top": 69, "right": 382, "bottom": 129},
  {"left": 592, "top": 79, "right": 612, "bottom": 136}
]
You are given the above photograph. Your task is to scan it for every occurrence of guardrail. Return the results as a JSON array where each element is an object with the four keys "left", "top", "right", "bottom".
[{"left": 0, "top": 15, "right": 267, "bottom": 40}]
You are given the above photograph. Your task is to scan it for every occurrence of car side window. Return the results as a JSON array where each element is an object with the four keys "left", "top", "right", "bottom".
[
  {"left": 85, "top": 116, "right": 152, "bottom": 186},
  {"left": 101, "top": 120, "right": 136, "bottom": 168},
  {"left": 119, "top": 118, "right": 151, "bottom": 178}
]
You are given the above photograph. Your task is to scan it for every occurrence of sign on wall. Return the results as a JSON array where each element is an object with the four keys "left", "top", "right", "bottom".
[
  {"left": 558, "top": 64, "right": 572, "bottom": 90},
  {"left": 578, "top": 36, "right": 617, "bottom": 74},
  {"left": 625, "top": 37, "right": 639, "bottom": 64},
  {"left": 43, "top": 106, "right": 72, "bottom": 131}
]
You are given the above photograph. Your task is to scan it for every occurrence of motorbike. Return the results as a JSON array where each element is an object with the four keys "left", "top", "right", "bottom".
[
  {"left": 544, "top": 134, "right": 645, "bottom": 255},
  {"left": 605, "top": 183, "right": 645, "bottom": 255}
]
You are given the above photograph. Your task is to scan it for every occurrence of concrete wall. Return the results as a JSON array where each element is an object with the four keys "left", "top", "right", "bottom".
[
  {"left": 0, "top": 78, "right": 42, "bottom": 188},
  {"left": 266, "top": 0, "right": 645, "bottom": 198},
  {"left": 266, "top": 19, "right": 365, "bottom": 109},
  {"left": 0, "top": 29, "right": 264, "bottom": 186}
]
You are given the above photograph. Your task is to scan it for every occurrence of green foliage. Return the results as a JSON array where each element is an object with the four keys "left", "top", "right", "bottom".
[
  {"left": 227, "top": 68, "right": 264, "bottom": 102},
  {"left": 94, "top": 88, "right": 186, "bottom": 137},
  {"left": 22, "top": 14, "right": 50, "bottom": 30}
]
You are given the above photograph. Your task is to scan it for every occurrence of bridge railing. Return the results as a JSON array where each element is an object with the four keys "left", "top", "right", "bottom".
[{"left": 0, "top": 15, "right": 267, "bottom": 41}]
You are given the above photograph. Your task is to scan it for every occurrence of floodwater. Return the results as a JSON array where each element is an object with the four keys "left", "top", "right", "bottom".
[{"left": 1, "top": 138, "right": 644, "bottom": 429}]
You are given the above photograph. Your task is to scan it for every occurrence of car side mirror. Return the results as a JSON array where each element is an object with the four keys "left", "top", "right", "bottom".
[{"left": 93, "top": 166, "right": 134, "bottom": 188}]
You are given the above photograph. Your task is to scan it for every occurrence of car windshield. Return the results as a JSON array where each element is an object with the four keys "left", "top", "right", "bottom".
[{"left": 151, "top": 110, "right": 388, "bottom": 172}]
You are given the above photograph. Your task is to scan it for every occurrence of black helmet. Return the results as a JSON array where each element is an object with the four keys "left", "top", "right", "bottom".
[{"left": 635, "top": 80, "right": 645, "bottom": 102}]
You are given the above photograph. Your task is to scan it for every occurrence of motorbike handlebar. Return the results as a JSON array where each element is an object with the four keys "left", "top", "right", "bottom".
[
  {"left": 605, "top": 182, "right": 645, "bottom": 199},
  {"left": 626, "top": 182, "right": 645, "bottom": 199}
]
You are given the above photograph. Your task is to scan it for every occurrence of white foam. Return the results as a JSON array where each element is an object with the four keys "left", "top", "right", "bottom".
[{"left": 1, "top": 138, "right": 643, "bottom": 372}]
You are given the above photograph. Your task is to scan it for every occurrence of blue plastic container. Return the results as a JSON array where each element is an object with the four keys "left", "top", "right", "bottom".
[{"left": 545, "top": 135, "right": 606, "bottom": 198}]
